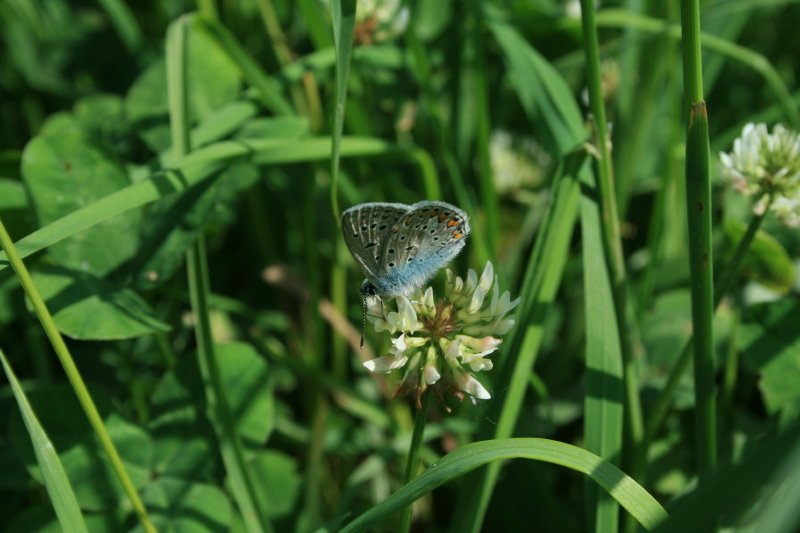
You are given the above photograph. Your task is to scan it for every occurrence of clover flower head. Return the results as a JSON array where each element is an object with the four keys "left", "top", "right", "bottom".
[
  {"left": 362, "top": 261, "right": 520, "bottom": 409},
  {"left": 353, "top": 0, "right": 409, "bottom": 45},
  {"left": 719, "top": 123, "right": 800, "bottom": 226},
  {"left": 489, "top": 129, "right": 551, "bottom": 195}
]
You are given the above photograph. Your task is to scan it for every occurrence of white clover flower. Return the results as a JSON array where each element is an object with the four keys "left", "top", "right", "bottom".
[
  {"left": 355, "top": 0, "right": 409, "bottom": 45},
  {"left": 719, "top": 123, "right": 800, "bottom": 226},
  {"left": 362, "top": 261, "right": 519, "bottom": 408},
  {"left": 489, "top": 130, "right": 551, "bottom": 195},
  {"left": 319, "top": 0, "right": 408, "bottom": 44}
]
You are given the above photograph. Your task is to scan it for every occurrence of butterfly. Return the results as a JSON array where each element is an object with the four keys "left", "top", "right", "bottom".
[{"left": 341, "top": 201, "right": 471, "bottom": 345}]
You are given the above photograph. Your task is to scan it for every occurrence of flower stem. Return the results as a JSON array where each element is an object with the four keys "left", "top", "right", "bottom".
[{"left": 399, "top": 391, "right": 431, "bottom": 533}]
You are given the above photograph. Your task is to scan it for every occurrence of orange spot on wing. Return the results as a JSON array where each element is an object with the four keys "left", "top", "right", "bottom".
[
  {"left": 393, "top": 226, "right": 400, "bottom": 232},
  {"left": 446, "top": 219, "right": 459, "bottom": 228},
  {"left": 405, "top": 217, "right": 413, "bottom": 225},
  {"left": 452, "top": 232, "right": 464, "bottom": 239},
  {"left": 430, "top": 211, "right": 439, "bottom": 217},
  {"left": 438, "top": 214, "right": 448, "bottom": 222},
  {"left": 419, "top": 211, "right": 428, "bottom": 217}
]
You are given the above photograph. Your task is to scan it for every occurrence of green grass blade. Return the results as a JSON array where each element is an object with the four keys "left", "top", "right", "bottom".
[
  {"left": 93, "top": 0, "right": 143, "bottom": 55},
  {"left": 580, "top": 164, "right": 624, "bottom": 533},
  {"left": 0, "top": 348, "right": 89, "bottom": 533},
  {"left": 167, "top": 16, "right": 271, "bottom": 533},
  {"left": 485, "top": 5, "right": 584, "bottom": 151},
  {"left": 579, "top": 0, "right": 641, "bottom": 490},
  {"left": 0, "top": 216, "right": 156, "bottom": 533},
  {"left": 457, "top": 152, "right": 584, "bottom": 533},
  {"left": 192, "top": 15, "right": 294, "bottom": 116},
  {"left": 470, "top": 7, "right": 500, "bottom": 251},
  {"left": 340, "top": 439, "right": 668, "bottom": 533},
  {"left": 329, "top": 0, "right": 356, "bottom": 220},
  {"left": 0, "top": 137, "right": 432, "bottom": 272}
]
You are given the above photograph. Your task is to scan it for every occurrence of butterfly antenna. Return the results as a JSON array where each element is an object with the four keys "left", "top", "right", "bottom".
[{"left": 360, "top": 294, "right": 367, "bottom": 349}]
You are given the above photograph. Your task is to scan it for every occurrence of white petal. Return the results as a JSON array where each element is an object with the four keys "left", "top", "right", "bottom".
[
  {"left": 454, "top": 369, "right": 491, "bottom": 399},
  {"left": 466, "top": 336, "right": 503, "bottom": 353},
  {"left": 363, "top": 355, "right": 408, "bottom": 373},
  {"left": 423, "top": 286, "right": 435, "bottom": 308},
  {"left": 468, "top": 286, "right": 485, "bottom": 313},
  {"left": 478, "top": 262, "right": 494, "bottom": 293},
  {"left": 423, "top": 363, "right": 441, "bottom": 384},
  {"left": 445, "top": 337, "right": 464, "bottom": 360}
]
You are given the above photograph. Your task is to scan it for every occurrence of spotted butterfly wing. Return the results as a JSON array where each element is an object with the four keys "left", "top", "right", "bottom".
[
  {"left": 341, "top": 201, "right": 470, "bottom": 297},
  {"left": 341, "top": 203, "right": 411, "bottom": 290}
]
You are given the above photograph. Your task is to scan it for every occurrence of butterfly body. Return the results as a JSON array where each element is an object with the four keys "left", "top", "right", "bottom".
[{"left": 341, "top": 201, "right": 471, "bottom": 297}]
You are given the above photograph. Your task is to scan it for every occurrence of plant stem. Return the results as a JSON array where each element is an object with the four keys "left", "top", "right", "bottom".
[
  {"left": 399, "top": 390, "right": 431, "bottom": 533},
  {"left": 580, "top": 0, "right": 643, "bottom": 470},
  {"left": 0, "top": 217, "right": 157, "bottom": 533},
  {"left": 681, "top": 0, "right": 716, "bottom": 484}
]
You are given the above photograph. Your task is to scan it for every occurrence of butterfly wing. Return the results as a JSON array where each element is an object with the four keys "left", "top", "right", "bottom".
[
  {"left": 374, "top": 201, "right": 471, "bottom": 296},
  {"left": 341, "top": 202, "right": 412, "bottom": 287}
]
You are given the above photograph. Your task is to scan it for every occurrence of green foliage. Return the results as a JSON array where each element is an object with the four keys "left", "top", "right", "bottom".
[{"left": 2, "top": 0, "right": 800, "bottom": 532}]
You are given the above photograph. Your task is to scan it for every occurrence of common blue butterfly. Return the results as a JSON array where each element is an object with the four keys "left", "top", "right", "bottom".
[{"left": 342, "top": 201, "right": 470, "bottom": 345}]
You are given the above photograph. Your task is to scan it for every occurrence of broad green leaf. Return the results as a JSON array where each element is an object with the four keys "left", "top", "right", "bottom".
[
  {"left": 148, "top": 355, "right": 218, "bottom": 481},
  {"left": 131, "top": 478, "right": 232, "bottom": 533},
  {"left": 21, "top": 129, "right": 140, "bottom": 276},
  {"left": 30, "top": 266, "right": 170, "bottom": 340},
  {"left": 0, "top": 349, "right": 88, "bottom": 533},
  {"left": 641, "top": 290, "right": 696, "bottom": 409},
  {"left": 241, "top": 450, "right": 302, "bottom": 519},
  {"left": 73, "top": 93, "right": 133, "bottom": 155},
  {"left": 125, "top": 30, "right": 240, "bottom": 152},
  {"left": 216, "top": 342, "right": 274, "bottom": 452},
  {"left": 0, "top": 178, "right": 33, "bottom": 242},
  {"left": 130, "top": 174, "right": 225, "bottom": 291},
  {"left": 9, "top": 384, "right": 152, "bottom": 512},
  {"left": 740, "top": 299, "right": 800, "bottom": 419},
  {"left": 725, "top": 219, "right": 795, "bottom": 294},
  {"left": 148, "top": 342, "right": 273, "bottom": 478},
  {"left": 208, "top": 161, "right": 262, "bottom": 229}
]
